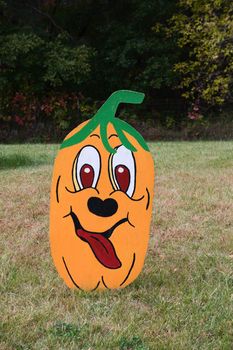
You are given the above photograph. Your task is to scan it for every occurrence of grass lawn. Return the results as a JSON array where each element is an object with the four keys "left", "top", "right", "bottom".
[{"left": 0, "top": 141, "right": 233, "bottom": 350}]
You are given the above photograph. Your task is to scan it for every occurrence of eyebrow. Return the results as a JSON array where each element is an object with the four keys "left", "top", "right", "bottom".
[
  {"left": 90, "top": 134, "right": 100, "bottom": 139},
  {"left": 108, "top": 134, "right": 119, "bottom": 140}
]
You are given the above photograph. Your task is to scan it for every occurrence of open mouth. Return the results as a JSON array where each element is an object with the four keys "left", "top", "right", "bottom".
[{"left": 68, "top": 209, "right": 127, "bottom": 269}]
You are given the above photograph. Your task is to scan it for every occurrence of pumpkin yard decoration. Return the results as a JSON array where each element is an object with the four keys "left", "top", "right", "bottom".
[{"left": 50, "top": 90, "right": 154, "bottom": 291}]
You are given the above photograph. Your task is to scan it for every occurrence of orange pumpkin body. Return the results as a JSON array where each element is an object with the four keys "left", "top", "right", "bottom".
[{"left": 50, "top": 91, "right": 154, "bottom": 291}]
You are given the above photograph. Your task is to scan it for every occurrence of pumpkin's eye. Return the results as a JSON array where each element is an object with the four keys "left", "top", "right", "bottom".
[
  {"left": 115, "top": 165, "right": 130, "bottom": 192},
  {"left": 73, "top": 146, "right": 101, "bottom": 190},
  {"left": 110, "top": 145, "right": 136, "bottom": 197},
  {"left": 80, "top": 164, "right": 94, "bottom": 188}
]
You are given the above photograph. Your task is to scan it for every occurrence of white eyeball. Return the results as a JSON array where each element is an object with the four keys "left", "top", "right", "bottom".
[
  {"left": 73, "top": 146, "right": 101, "bottom": 190},
  {"left": 109, "top": 145, "right": 136, "bottom": 197}
]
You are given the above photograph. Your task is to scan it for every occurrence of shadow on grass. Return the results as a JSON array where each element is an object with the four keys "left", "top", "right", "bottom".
[{"left": 0, "top": 154, "right": 50, "bottom": 170}]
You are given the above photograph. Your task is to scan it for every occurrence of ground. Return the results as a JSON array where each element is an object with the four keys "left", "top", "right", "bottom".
[{"left": 0, "top": 141, "right": 233, "bottom": 350}]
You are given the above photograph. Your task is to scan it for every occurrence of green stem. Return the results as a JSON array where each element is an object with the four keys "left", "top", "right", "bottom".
[
  {"left": 60, "top": 117, "right": 99, "bottom": 150},
  {"left": 100, "top": 121, "right": 116, "bottom": 153},
  {"left": 117, "top": 119, "right": 149, "bottom": 152},
  {"left": 113, "top": 119, "right": 136, "bottom": 152},
  {"left": 93, "top": 90, "right": 145, "bottom": 122}
]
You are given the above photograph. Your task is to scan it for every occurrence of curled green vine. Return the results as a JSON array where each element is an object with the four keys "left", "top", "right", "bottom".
[{"left": 60, "top": 90, "right": 149, "bottom": 153}]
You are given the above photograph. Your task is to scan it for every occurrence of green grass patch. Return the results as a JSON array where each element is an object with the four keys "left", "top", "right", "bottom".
[{"left": 0, "top": 141, "right": 232, "bottom": 350}]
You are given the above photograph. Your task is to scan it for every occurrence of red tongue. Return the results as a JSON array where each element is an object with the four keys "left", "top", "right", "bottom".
[{"left": 76, "top": 229, "right": 121, "bottom": 269}]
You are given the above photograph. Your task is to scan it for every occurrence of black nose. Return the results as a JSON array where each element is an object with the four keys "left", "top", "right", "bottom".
[{"left": 87, "top": 197, "right": 118, "bottom": 217}]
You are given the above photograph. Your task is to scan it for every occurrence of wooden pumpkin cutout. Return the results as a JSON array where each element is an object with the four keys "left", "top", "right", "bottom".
[{"left": 50, "top": 90, "right": 154, "bottom": 290}]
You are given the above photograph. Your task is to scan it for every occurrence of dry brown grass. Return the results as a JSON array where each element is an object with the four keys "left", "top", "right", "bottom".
[{"left": 0, "top": 142, "right": 233, "bottom": 350}]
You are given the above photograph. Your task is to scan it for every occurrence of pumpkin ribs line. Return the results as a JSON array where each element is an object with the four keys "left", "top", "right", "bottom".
[
  {"left": 62, "top": 256, "right": 100, "bottom": 291},
  {"left": 56, "top": 175, "right": 61, "bottom": 203}
]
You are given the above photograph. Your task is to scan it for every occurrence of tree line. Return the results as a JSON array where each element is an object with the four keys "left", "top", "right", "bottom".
[{"left": 0, "top": 0, "right": 232, "bottom": 133}]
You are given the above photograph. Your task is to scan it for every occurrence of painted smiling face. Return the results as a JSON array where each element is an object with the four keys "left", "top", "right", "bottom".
[{"left": 50, "top": 90, "right": 154, "bottom": 290}]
